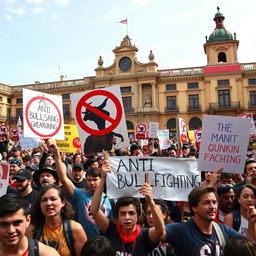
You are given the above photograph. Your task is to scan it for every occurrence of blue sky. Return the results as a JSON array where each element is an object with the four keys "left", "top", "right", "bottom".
[{"left": 0, "top": 0, "right": 255, "bottom": 85}]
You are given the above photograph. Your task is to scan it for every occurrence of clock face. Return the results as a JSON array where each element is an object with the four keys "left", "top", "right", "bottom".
[{"left": 119, "top": 57, "right": 132, "bottom": 72}]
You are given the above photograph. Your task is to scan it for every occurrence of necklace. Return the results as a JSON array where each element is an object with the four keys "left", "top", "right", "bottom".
[{"left": 121, "top": 239, "right": 137, "bottom": 256}]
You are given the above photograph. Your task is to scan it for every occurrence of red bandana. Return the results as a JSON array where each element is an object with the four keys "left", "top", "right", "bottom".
[{"left": 116, "top": 224, "right": 141, "bottom": 243}]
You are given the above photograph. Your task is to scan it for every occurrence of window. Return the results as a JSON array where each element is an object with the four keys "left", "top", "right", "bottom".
[
  {"left": 189, "top": 94, "right": 199, "bottom": 109},
  {"left": 188, "top": 82, "right": 199, "bottom": 89},
  {"left": 218, "top": 80, "right": 230, "bottom": 86},
  {"left": 63, "top": 104, "right": 70, "bottom": 117},
  {"left": 126, "top": 120, "right": 134, "bottom": 130},
  {"left": 218, "top": 52, "right": 227, "bottom": 63},
  {"left": 166, "top": 96, "right": 177, "bottom": 111},
  {"left": 122, "top": 96, "right": 133, "bottom": 113},
  {"left": 7, "top": 98, "right": 11, "bottom": 104},
  {"left": 0, "top": 97, "right": 2, "bottom": 103},
  {"left": 218, "top": 90, "right": 230, "bottom": 107},
  {"left": 16, "top": 108, "right": 23, "bottom": 119},
  {"left": 249, "top": 79, "right": 256, "bottom": 85},
  {"left": 189, "top": 117, "right": 202, "bottom": 130},
  {"left": 16, "top": 98, "right": 22, "bottom": 104},
  {"left": 62, "top": 94, "right": 70, "bottom": 100},
  {"left": 166, "top": 84, "right": 176, "bottom": 91},
  {"left": 121, "top": 87, "right": 132, "bottom": 93},
  {"left": 250, "top": 91, "right": 256, "bottom": 107},
  {"left": 7, "top": 108, "right": 11, "bottom": 121}
]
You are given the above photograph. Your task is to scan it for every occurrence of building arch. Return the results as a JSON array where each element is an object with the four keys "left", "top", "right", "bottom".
[
  {"left": 218, "top": 52, "right": 227, "bottom": 63},
  {"left": 189, "top": 117, "right": 202, "bottom": 130}
]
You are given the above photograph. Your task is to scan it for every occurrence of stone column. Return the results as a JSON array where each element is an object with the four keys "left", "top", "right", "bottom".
[
  {"left": 152, "top": 83, "right": 156, "bottom": 108},
  {"left": 138, "top": 83, "right": 142, "bottom": 111}
]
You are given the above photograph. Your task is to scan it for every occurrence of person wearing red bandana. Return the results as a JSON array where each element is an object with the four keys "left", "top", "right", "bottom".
[{"left": 91, "top": 168, "right": 165, "bottom": 256}]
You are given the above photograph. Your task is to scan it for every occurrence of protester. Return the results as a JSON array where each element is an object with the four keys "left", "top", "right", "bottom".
[
  {"left": 71, "top": 163, "right": 87, "bottom": 191},
  {"left": 26, "top": 184, "right": 87, "bottom": 256},
  {"left": 33, "top": 164, "right": 59, "bottom": 187},
  {"left": 0, "top": 193, "right": 60, "bottom": 256},
  {"left": 224, "top": 184, "right": 256, "bottom": 235}
]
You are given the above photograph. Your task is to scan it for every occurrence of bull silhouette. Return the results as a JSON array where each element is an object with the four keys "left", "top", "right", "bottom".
[{"left": 82, "top": 98, "right": 124, "bottom": 155}]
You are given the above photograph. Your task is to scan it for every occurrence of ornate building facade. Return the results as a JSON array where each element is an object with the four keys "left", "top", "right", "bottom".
[{"left": 0, "top": 9, "right": 256, "bottom": 137}]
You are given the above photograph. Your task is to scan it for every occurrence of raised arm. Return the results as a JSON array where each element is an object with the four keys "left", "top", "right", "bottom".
[
  {"left": 46, "top": 139, "right": 75, "bottom": 197},
  {"left": 139, "top": 173, "right": 165, "bottom": 242},
  {"left": 90, "top": 160, "right": 111, "bottom": 233},
  {"left": 247, "top": 206, "right": 256, "bottom": 241}
]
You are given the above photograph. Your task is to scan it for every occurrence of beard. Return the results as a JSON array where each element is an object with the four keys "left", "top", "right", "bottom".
[{"left": 17, "top": 182, "right": 29, "bottom": 192}]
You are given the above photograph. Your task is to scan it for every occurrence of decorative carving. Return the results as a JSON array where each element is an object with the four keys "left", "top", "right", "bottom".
[
  {"left": 120, "top": 35, "right": 132, "bottom": 46},
  {"left": 144, "top": 96, "right": 152, "bottom": 107},
  {"left": 149, "top": 50, "right": 154, "bottom": 61},
  {"left": 98, "top": 56, "right": 103, "bottom": 67}
]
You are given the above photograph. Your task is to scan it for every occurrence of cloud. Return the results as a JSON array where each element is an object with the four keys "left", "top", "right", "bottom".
[
  {"left": 6, "top": 7, "right": 26, "bottom": 15},
  {"left": 2, "top": 0, "right": 16, "bottom": 3},
  {"left": 31, "top": 6, "right": 45, "bottom": 13},
  {"left": 131, "top": 0, "right": 150, "bottom": 6},
  {"left": 4, "top": 14, "right": 13, "bottom": 21},
  {"left": 26, "top": 0, "right": 47, "bottom": 4},
  {"left": 51, "top": 13, "right": 60, "bottom": 20},
  {"left": 54, "top": 0, "right": 70, "bottom": 7}
]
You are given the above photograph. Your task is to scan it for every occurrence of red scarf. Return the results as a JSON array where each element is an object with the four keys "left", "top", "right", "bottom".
[{"left": 116, "top": 224, "right": 141, "bottom": 243}]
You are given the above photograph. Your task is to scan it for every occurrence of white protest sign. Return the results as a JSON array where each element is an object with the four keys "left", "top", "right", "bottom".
[
  {"left": 198, "top": 115, "right": 251, "bottom": 173},
  {"left": 19, "top": 133, "right": 42, "bottom": 150},
  {"left": 70, "top": 86, "right": 129, "bottom": 155},
  {"left": 178, "top": 117, "right": 188, "bottom": 143},
  {"left": 107, "top": 157, "right": 200, "bottom": 201},
  {"left": 157, "top": 129, "right": 170, "bottom": 149},
  {"left": 23, "top": 89, "right": 64, "bottom": 140},
  {"left": 148, "top": 122, "right": 159, "bottom": 138},
  {"left": 238, "top": 113, "right": 256, "bottom": 135},
  {"left": 0, "top": 163, "right": 9, "bottom": 196}
]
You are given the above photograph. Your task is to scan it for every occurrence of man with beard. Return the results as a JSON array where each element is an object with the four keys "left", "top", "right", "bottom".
[
  {"left": 13, "top": 169, "right": 39, "bottom": 209},
  {"left": 72, "top": 163, "right": 87, "bottom": 191},
  {"left": 9, "top": 158, "right": 22, "bottom": 188}
]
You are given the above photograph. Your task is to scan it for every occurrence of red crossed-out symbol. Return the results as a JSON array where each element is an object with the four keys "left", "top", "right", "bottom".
[
  {"left": 76, "top": 90, "right": 122, "bottom": 136},
  {"left": 195, "top": 129, "right": 202, "bottom": 142},
  {"left": 25, "top": 96, "right": 62, "bottom": 137}
]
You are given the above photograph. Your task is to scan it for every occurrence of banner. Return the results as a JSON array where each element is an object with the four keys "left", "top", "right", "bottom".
[
  {"left": 198, "top": 115, "right": 250, "bottom": 173},
  {"left": 0, "top": 163, "right": 9, "bottom": 196},
  {"left": 56, "top": 124, "right": 81, "bottom": 153},
  {"left": 107, "top": 157, "right": 200, "bottom": 201}
]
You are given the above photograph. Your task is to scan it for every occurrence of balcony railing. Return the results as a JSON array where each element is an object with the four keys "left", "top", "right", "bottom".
[
  {"left": 248, "top": 102, "right": 256, "bottom": 109},
  {"left": 63, "top": 112, "right": 71, "bottom": 118},
  {"left": 209, "top": 102, "right": 241, "bottom": 110},
  {"left": 187, "top": 105, "right": 202, "bottom": 112},
  {"left": 165, "top": 106, "right": 179, "bottom": 113},
  {"left": 124, "top": 107, "right": 134, "bottom": 114}
]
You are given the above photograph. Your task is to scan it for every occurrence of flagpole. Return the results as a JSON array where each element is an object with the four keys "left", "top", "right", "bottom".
[{"left": 126, "top": 17, "right": 128, "bottom": 35}]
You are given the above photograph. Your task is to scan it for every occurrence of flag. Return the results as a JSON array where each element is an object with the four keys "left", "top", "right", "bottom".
[{"left": 116, "top": 19, "right": 127, "bottom": 24}]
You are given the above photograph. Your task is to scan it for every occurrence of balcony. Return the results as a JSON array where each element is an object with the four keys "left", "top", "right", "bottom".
[
  {"left": 165, "top": 106, "right": 179, "bottom": 113},
  {"left": 160, "top": 66, "right": 203, "bottom": 77},
  {"left": 248, "top": 102, "right": 256, "bottom": 109},
  {"left": 63, "top": 112, "right": 71, "bottom": 119},
  {"left": 187, "top": 105, "right": 202, "bottom": 112},
  {"left": 208, "top": 102, "right": 243, "bottom": 113},
  {"left": 124, "top": 107, "right": 134, "bottom": 114}
]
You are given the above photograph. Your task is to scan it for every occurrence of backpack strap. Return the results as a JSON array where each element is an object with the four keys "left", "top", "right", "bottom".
[
  {"left": 28, "top": 238, "right": 39, "bottom": 256},
  {"left": 212, "top": 222, "right": 226, "bottom": 248},
  {"left": 232, "top": 208, "right": 241, "bottom": 231},
  {"left": 32, "top": 225, "right": 43, "bottom": 241},
  {"left": 63, "top": 219, "right": 75, "bottom": 256}
]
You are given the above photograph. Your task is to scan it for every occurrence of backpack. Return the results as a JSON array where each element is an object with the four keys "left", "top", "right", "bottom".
[
  {"left": 32, "top": 219, "right": 75, "bottom": 256},
  {"left": 28, "top": 238, "right": 39, "bottom": 256}
]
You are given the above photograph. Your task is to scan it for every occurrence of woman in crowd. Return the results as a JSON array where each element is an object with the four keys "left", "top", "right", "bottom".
[
  {"left": 224, "top": 184, "right": 256, "bottom": 235},
  {"left": 26, "top": 184, "right": 87, "bottom": 256}
]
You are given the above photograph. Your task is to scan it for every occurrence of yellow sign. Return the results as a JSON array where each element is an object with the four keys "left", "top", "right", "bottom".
[
  {"left": 56, "top": 124, "right": 81, "bottom": 153},
  {"left": 187, "top": 130, "right": 196, "bottom": 145}
]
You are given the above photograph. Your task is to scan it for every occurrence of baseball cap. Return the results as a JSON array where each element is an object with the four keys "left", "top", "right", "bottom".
[
  {"left": 10, "top": 158, "right": 22, "bottom": 167},
  {"left": 25, "top": 164, "right": 39, "bottom": 172},
  {"left": 13, "top": 169, "right": 32, "bottom": 180},
  {"left": 73, "top": 163, "right": 84, "bottom": 170}
]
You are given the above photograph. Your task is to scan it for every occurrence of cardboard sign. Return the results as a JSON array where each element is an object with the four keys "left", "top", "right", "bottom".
[
  {"left": 71, "top": 86, "right": 129, "bottom": 155},
  {"left": 0, "top": 163, "right": 9, "bottom": 196},
  {"left": 135, "top": 124, "right": 147, "bottom": 140},
  {"left": 0, "top": 125, "right": 8, "bottom": 136},
  {"left": 157, "top": 129, "right": 170, "bottom": 150},
  {"left": 148, "top": 122, "right": 159, "bottom": 138},
  {"left": 238, "top": 113, "right": 256, "bottom": 135},
  {"left": 188, "top": 130, "right": 196, "bottom": 145},
  {"left": 107, "top": 157, "right": 200, "bottom": 201},
  {"left": 19, "top": 133, "right": 42, "bottom": 150},
  {"left": 23, "top": 88, "right": 64, "bottom": 140},
  {"left": 10, "top": 128, "right": 19, "bottom": 141},
  {"left": 178, "top": 118, "right": 188, "bottom": 143},
  {"left": 56, "top": 124, "right": 81, "bottom": 153},
  {"left": 198, "top": 115, "right": 251, "bottom": 173}
]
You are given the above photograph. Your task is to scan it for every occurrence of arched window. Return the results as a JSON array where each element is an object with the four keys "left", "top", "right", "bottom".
[
  {"left": 189, "top": 117, "right": 202, "bottom": 130},
  {"left": 218, "top": 52, "right": 227, "bottom": 63},
  {"left": 167, "top": 118, "right": 176, "bottom": 130},
  {"left": 126, "top": 120, "right": 134, "bottom": 130}
]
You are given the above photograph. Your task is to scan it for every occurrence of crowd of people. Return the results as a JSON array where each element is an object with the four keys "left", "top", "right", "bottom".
[{"left": 0, "top": 135, "right": 256, "bottom": 256}]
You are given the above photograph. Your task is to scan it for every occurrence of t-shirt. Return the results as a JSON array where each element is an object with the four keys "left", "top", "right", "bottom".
[
  {"left": 165, "top": 219, "right": 242, "bottom": 256},
  {"left": 72, "top": 187, "right": 113, "bottom": 238},
  {"left": 38, "top": 220, "right": 78, "bottom": 256},
  {"left": 104, "top": 221, "right": 158, "bottom": 256},
  {"left": 23, "top": 189, "right": 39, "bottom": 211},
  {"left": 73, "top": 179, "right": 87, "bottom": 191}
]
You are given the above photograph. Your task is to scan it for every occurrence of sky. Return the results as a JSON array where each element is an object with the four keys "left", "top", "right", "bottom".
[{"left": 0, "top": 0, "right": 256, "bottom": 86}]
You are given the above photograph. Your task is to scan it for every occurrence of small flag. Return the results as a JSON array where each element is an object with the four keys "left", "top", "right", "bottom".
[{"left": 116, "top": 19, "right": 127, "bottom": 24}]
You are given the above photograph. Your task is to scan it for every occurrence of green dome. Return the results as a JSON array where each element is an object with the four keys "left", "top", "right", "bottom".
[
  {"left": 208, "top": 27, "right": 233, "bottom": 42},
  {"left": 215, "top": 12, "right": 224, "bottom": 18}
]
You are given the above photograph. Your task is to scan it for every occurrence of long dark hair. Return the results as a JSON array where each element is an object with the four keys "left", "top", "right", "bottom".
[{"left": 31, "top": 184, "right": 75, "bottom": 229}]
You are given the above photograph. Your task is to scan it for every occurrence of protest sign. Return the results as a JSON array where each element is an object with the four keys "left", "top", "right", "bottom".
[
  {"left": 0, "top": 124, "right": 8, "bottom": 136},
  {"left": 148, "top": 122, "right": 159, "bottom": 138},
  {"left": 23, "top": 88, "right": 64, "bottom": 140},
  {"left": 188, "top": 130, "right": 196, "bottom": 145},
  {"left": 157, "top": 129, "right": 170, "bottom": 150},
  {"left": 177, "top": 118, "right": 188, "bottom": 143},
  {"left": 19, "top": 133, "right": 41, "bottom": 150},
  {"left": 135, "top": 124, "right": 147, "bottom": 139},
  {"left": 238, "top": 113, "right": 256, "bottom": 135},
  {"left": 71, "top": 86, "right": 129, "bottom": 155},
  {"left": 107, "top": 157, "right": 200, "bottom": 201},
  {"left": 56, "top": 124, "right": 81, "bottom": 153},
  {"left": 0, "top": 163, "right": 9, "bottom": 196},
  {"left": 198, "top": 115, "right": 251, "bottom": 173}
]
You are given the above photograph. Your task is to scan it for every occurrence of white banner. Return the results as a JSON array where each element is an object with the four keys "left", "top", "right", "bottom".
[
  {"left": 0, "top": 163, "right": 9, "bottom": 196},
  {"left": 107, "top": 157, "right": 200, "bottom": 201},
  {"left": 23, "top": 88, "right": 64, "bottom": 140},
  {"left": 198, "top": 115, "right": 251, "bottom": 173},
  {"left": 19, "top": 133, "right": 42, "bottom": 150}
]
